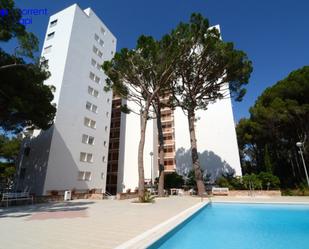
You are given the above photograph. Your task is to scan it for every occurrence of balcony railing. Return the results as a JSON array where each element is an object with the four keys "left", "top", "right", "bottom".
[{"left": 163, "top": 152, "right": 175, "bottom": 158}]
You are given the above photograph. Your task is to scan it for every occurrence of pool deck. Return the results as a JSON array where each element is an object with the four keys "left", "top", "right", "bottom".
[
  {"left": 0, "top": 196, "right": 308, "bottom": 249},
  {"left": 0, "top": 196, "right": 202, "bottom": 249}
]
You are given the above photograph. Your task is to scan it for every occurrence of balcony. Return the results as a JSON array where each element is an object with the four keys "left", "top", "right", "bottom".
[
  {"left": 163, "top": 152, "right": 175, "bottom": 158},
  {"left": 164, "top": 165, "right": 176, "bottom": 172},
  {"left": 163, "top": 128, "right": 174, "bottom": 134}
]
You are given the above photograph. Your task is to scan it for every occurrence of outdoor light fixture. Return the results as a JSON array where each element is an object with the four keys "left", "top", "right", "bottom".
[
  {"left": 296, "top": 141, "right": 309, "bottom": 187},
  {"left": 150, "top": 152, "right": 154, "bottom": 187}
]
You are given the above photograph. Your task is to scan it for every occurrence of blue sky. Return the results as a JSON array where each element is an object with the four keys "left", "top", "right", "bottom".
[{"left": 4, "top": 0, "right": 309, "bottom": 121}]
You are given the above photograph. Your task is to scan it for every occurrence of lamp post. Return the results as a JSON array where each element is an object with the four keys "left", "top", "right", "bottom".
[
  {"left": 296, "top": 141, "right": 309, "bottom": 187},
  {"left": 149, "top": 152, "right": 153, "bottom": 188}
]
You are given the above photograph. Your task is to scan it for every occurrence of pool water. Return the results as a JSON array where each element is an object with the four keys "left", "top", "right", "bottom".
[{"left": 148, "top": 203, "right": 309, "bottom": 249}]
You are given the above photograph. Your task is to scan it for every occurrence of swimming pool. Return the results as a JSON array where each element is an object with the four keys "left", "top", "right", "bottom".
[{"left": 148, "top": 203, "right": 309, "bottom": 249}]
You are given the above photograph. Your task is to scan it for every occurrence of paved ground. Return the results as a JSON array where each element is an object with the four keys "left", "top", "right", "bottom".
[{"left": 0, "top": 196, "right": 201, "bottom": 249}]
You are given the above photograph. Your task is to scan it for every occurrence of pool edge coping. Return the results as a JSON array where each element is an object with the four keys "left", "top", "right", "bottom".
[
  {"left": 211, "top": 200, "right": 309, "bottom": 205},
  {"left": 114, "top": 200, "right": 209, "bottom": 249}
]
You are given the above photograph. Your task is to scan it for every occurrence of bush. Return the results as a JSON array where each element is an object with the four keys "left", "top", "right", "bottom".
[
  {"left": 216, "top": 172, "right": 281, "bottom": 190},
  {"left": 242, "top": 174, "right": 262, "bottom": 190},
  {"left": 139, "top": 191, "right": 155, "bottom": 203},
  {"left": 165, "top": 172, "right": 184, "bottom": 189},
  {"left": 258, "top": 172, "right": 280, "bottom": 189}
]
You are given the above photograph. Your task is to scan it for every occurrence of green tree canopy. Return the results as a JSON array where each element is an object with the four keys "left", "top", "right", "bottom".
[
  {"left": 0, "top": 135, "right": 20, "bottom": 190},
  {"left": 0, "top": 0, "right": 56, "bottom": 190},
  {"left": 237, "top": 66, "right": 309, "bottom": 187},
  {"left": 169, "top": 13, "right": 252, "bottom": 195},
  {"left": 103, "top": 35, "right": 178, "bottom": 201},
  {"left": 0, "top": 0, "right": 56, "bottom": 133},
  {"left": 0, "top": 0, "right": 39, "bottom": 58},
  {"left": 164, "top": 172, "right": 184, "bottom": 189}
]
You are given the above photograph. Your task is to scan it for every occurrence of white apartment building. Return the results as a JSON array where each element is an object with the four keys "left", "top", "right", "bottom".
[
  {"left": 16, "top": 4, "right": 116, "bottom": 195},
  {"left": 115, "top": 26, "right": 242, "bottom": 192},
  {"left": 16, "top": 8, "right": 241, "bottom": 195},
  {"left": 115, "top": 92, "right": 242, "bottom": 193}
]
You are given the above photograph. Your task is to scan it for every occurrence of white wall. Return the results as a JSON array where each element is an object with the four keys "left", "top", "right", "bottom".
[
  {"left": 174, "top": 91, "right": 242, "bottom": 180},
  {"left": 121, "top": 101, "right": 154, "bottom": 192},
  {"left": 43, "top": 5, "right": 116, "bottom": 194}
]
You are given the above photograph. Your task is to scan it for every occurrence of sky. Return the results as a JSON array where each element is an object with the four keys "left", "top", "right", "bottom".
[{"left": 3, "top": 0, "right": 309, "bottom": 122}]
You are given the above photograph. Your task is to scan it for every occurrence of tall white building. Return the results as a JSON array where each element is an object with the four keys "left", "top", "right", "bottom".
[
  {"left": 17, "top": 8, "right": 241, "bottom": 195},
  {"left": 115, "top": 27, "right": 242, "bottom": 192},
  {"left": 115, "top": 93, "right": 242, "bottom": 193},
  {"left": 17, "top": 4, "right": 116, "bottom": 195}
]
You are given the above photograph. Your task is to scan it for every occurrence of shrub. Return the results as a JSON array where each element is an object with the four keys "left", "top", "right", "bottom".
[
  {"left": 258, "top": 172, "right": 280, "bottom": 189},
  {"left": 216, "top": 172, "right": 281, "bottom": 190},
  {"left": 164, "top": 172, "right": 184, "bottom": 189},
  {"left": 139, "top": 191, "right": 155, "bottom": 203},
  {"left": 242, "top": 174, "right": 262, "bottom": 190},
  {"left": 216, "top": 177, "right": 231, "bottom": 188}
]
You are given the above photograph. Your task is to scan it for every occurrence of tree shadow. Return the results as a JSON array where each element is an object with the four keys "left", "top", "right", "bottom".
[
  {"left": 0, "top": 201, "right": 95, "bottom": 219},
  {"left": 175, "top": 147, "right": 235, "bottom": 181}
]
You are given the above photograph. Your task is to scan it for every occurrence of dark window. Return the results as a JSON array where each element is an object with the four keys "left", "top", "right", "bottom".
[
  {"left": 47, "top": 32, "right": 55, "bottom": 39},
  {"left": 50, "top": 19, "right": 58, "bottom": 27},
  {"left": 24, "top": 147, "right": 31, "bottom": 156},
  {"left": 20, "top": 168, "right": 26, "bottom": 179}
]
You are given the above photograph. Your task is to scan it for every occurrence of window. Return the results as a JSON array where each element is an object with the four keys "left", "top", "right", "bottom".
[
  {"left": 93, "top": 46, "right": 98, "bottom": 54},
  {"left": 94, "top": 76, "right": 100, "bottom": 83},
  {"left": 93, "top": 45, "right": 103, "bottom": 58},
  {"left": 88, "top": 86, "right": 99, "bottom": 98},
  {"left": 85, "top": 172, "right": 91, "bottom": 181},
  {"left": 20, "top": 168, "right": 26, "bottom": 180},
  {"left": 86, "top": 101, "right": 98, "bottom": 113},
  {"left": 91, "top": 58, "right": 102, "bottom": 71},
  {"left": 78, "top": 171, "right": 84, "bottom": 180},
  {"left": 47, "top": 32, "right": 55, "bottom": 40},
  {"left": 43, "top": 45, "right": 52, "bottom": 54},
  {"left": 80, "top": 152, "right": 86, "bottom": 161},
  {"left": 106, "top": 112, "right": 109, "bottom": 117},
  {"left": 105, "top": 126, "right": 108, "bottom": 132},
  {"left": 89, "top": 72, "right": 95, "bottom": 81},
  {"left": 82, "top": 134, "right": 95, "bottom": 145},
  {"left": 88, "top": 136, "right": 95, "bottom": 145},
  {"left": 99, "top": 39, "right": 104, "bottom": 46},
  {"left": 80, "top": 152, "right": 93, "bottom": 163},
  {"left": 112, "top": 39, "right": 115, "bottom": 44},
  {"left": 91, "top": 58, "right": 96, "bottom": 66},
  {"left": 111, "top": 51, "right": 114, "bottom": 56},
  {"left": 100, "top": 27, "right": 106, "bottom": 35},
  {"left": 84, "top": 117, "right": 96, "bottom": 129},
  {"left": 89, "top": 72, "right": 100, "bottom": 84},
  {"left": 94, "top": 33, "right": 99, "bottom": 42},
  {"left": 104, "top": 141, "right": 107, "bottom": 147},
  {"left": 101, "top": 173, "right": 104, "bottom": 179},
  {"left": 24, "top": 147, "right": 31, "bottom": 156},
  {"left": 50, "top": 19, "right": 57, "bottom": 27},
  {"left": 78, "top": 171, "right": 92, "bottom": 181},
  {"left": 102, "top": 156, "right": 106, "bottom": 162},
  {"left": 107, "top": 98, "right": 110, "bottom": 103}
]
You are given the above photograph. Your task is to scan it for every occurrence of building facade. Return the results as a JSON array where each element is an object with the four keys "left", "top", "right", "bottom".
[
  {"left": 16, "top": 4, "right": 116, "bottom": 195},
  {"left": 16, "top": 8, "right": 241, "bottom": 195},
  {"left": 115, "top": 90, "right": 242, "bottom": 193}
]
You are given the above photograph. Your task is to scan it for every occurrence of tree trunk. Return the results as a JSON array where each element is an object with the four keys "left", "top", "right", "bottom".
[
  {"left": 187, "top": 110, "right": 206, "bottom": 196},
  {"left": 137, "top": 106, "right": 149, "bottom": 201},
  {"left": 156, "top": 100, "right": 165, "bottom": 197}
]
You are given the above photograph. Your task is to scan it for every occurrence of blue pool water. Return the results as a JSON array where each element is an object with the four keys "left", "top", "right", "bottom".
[{"left": 148, "top": 203, "right": 309, "bottom": 249}]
